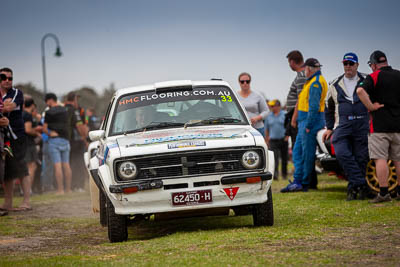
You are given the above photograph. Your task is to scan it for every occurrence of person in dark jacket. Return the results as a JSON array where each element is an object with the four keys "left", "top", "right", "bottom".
[{"left": 323, "top": 53, "right": 369, "bottom": 200}]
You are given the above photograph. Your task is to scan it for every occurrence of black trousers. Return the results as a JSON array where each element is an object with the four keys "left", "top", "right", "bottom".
[
  {"left": 70, "top": 140, "right": 87, "bottom": 189},
  {"left": 269, "top": 138, "right": 288, "bottom": 179}
]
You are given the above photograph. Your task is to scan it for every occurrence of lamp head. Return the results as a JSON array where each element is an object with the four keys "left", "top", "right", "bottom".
[{"left": 55, "top": 46, "right": 62, "bottom": 57}]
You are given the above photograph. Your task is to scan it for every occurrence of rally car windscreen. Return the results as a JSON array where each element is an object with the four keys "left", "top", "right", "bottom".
[{"left": 110, "top": 86, "right": 248, "bottom": 136}]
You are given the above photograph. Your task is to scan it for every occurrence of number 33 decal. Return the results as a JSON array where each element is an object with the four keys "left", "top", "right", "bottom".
[{"left": 220, "top": 96, "right": 232, "bottom": 102}]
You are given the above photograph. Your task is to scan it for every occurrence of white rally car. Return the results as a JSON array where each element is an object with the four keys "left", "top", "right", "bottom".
[{"left": 85, "top": 80, "right": 275, "bottom": 242}]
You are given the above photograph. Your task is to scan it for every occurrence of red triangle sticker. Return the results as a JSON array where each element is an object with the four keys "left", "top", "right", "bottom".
[{"left": 223, "top": 187, "right": 239, "bottom": 200}]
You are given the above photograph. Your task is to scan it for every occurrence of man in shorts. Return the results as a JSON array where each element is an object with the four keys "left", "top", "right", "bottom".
[
  {"left": 0, "top": 67, "right": 31, "bottom": 211},
  {"left": 357, "top": 50, "right": 400, "bottom": 203},
  {"left": 43, "top": 93, "right": 72, "bottom": 195}
]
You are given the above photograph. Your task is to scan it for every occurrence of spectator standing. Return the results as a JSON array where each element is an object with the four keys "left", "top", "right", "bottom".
[
  {"left": 43, "top": 93, "right": 72, "bottom": 195},
  {"left": 0, "top": 68, "right": 31, "bottom": 211},
  {"left": 0, "top": 80, "right": 9, "bottom": 216},
  {"left": 40, "top": 106, "right": 54, "bottom": 192},
  {"left": 236, "top": 72, "right": 269, "bottom": 137},
  {"left": 357, "top": 50, "right": 400, "bottom": 203},
  {"left": 323, "top": 53, "right": 369, "bottom": 201},
  {"left": 281, "top": 59, "right": 328, "bottom": 192},
  {"left": 285, "top": 50, "right": 318, "bottom": 188},
  {"left": 22, "top": 98, "right": 42, "bottom": 195},
  {"left": 264, "top": 99, "right": 288, "bottom": 180},
  {"left": 285, "top": 50, "right": 307, "bottom": 145},
  {"left": 86, "top": 107, "right": 101, "bottom": 131},
  {"left": 64, "top": 92, "right": 88, "bottom": 192}
]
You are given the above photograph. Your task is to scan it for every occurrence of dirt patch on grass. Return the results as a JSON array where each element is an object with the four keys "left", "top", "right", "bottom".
[
  {"left": 1, "top": 191, "right": 399, "bottom": 266},
  {"left": 0, "top": 192, "right": 107, "bottom": 254}
]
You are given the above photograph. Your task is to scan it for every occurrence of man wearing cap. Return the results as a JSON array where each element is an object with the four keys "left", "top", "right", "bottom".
[
  {"left": 281, "top": 58, "right": 328, "bottom": 192},
  {"left": 323, "top": 53, "right": 369, "bottom": 200},
  {"left": 285, "top": 50, "right": 319, "bottom": 189},
  {"left": 265, "top": 99, "right": 288, "bottom": 180},
  {"left": 357, "top": 50, "right": 400, "bottom": 203}
]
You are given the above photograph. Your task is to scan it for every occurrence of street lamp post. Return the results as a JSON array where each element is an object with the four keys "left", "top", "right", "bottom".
[{"left": 41, "top": 33, "right": 62, "bottom": 95}]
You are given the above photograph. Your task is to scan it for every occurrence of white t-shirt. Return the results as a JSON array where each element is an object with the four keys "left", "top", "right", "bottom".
[{"left": 343, "top": 75, "right": 358, "bottom": 101}]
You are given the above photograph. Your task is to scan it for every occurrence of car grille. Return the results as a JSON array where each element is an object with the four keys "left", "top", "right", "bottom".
[{"left": 114, "top": 147, "right": 265, "bottom": 182}]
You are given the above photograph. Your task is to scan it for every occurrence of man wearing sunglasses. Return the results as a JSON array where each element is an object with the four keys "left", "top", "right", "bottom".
[
  {"left": 323, "top": 53, "right": 369, "bottom": 201},
  {"left": 357, "top": 50, "right": 400, "bottom": 203},
  {"left": 0, "top": 67, "right": 30, "bottom": 212}
]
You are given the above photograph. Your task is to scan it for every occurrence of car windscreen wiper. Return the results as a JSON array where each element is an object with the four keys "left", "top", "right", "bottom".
[
  {"left": 142, "top": 122, "right": 186, "bottom": 131},
  {"left": 185, "top": 117, "right": 243, "bottom": 127}
]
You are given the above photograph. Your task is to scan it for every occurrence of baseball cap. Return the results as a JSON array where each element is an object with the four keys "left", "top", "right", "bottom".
[
  {"left": 268, "top": 100, "right": 276, "bottom": 106},
  {"left": 302, "top": 58, "right": 322, "bottom": 68},
  {"left": 342, "top": 52, "right": 358, "bottom": 63},
  {"left": 368, "top": 50, "right": 387, "bottom": 64}
]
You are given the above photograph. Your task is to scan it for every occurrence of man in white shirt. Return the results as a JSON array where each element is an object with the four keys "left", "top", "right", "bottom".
[{"left": 323, "top": 53, "right": 369, "bottom": 201}]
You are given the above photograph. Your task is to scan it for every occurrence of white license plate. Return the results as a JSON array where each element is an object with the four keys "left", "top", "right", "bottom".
[{"left": 171, "top": 189, "right": 212, "bottom": 206}]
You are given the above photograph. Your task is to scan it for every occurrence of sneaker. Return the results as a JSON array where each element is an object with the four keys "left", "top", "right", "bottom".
[
  {"left": 281, "top": 180, "right": 303, "bottom": 193},
  {"left": 369, "top": 194, "right": 392, "bottom": 203}
]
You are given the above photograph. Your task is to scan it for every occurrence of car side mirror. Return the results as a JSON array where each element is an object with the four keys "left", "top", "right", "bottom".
[{"left": 89, "top": 130, "right": 105, "bottom": 141}]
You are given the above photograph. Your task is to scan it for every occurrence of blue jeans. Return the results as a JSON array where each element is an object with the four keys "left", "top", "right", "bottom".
[
  {"left": 48, "top": 137, "right": 70, "bottom": 163},
  {"left": 40, "top": 141, "right": 54, "bottom": 188}
]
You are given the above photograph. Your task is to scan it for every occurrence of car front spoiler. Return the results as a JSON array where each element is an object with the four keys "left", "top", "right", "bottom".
[{"left": 107, "top": 171, "right": 273, "bottom": 194}]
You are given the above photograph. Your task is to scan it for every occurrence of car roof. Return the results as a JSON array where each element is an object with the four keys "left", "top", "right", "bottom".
[{"left": 114, "top": 80, "right": 231, "bottom": 98}]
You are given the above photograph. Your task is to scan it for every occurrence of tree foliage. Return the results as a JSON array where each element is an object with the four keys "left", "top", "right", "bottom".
[{"left": 15, "top": 83, "right": 115, "bottom": 118}]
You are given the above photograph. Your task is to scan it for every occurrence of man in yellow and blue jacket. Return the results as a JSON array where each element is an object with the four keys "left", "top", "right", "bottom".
[{"left": 281, "top": 58, "right": 328, "bottom": 192}]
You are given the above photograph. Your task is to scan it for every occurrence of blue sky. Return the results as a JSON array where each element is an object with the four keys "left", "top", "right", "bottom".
[{"left": 2, "top": 0, "right": 400, "bottom": 103}]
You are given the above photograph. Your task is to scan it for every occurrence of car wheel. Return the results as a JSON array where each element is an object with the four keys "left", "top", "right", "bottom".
[
  {"left": 106, "top": 196, "right": 128, "bottom": 243},
  {"left": 366, "top": 160, "right": 398, "bottom": 195},
  {"left": 252, "top": 187, "right": 274, "bottom": 226},
  {"left": 99, "top": 190, "right": 107, "bottom": 227}
]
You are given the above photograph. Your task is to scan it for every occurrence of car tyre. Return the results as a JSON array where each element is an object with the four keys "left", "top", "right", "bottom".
[
  {"left": 106, "top": 196, "right": 128, "bottom": 243},
  {"left": 99, "top": 189, "right": 107, "bottom": 227},
  {"left": 252, "top": 187, "right": 274, "bottom": 226}
]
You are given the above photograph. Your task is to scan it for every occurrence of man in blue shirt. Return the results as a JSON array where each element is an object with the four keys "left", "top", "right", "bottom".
[{"left": 265, "top": 99, "right": 288, "bottom": 180}]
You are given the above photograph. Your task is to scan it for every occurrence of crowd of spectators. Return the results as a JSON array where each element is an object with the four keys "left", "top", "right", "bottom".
[
  {"left": 239, "top": 49, "right": 400, "bottom": 203},
  {"left": 0, "top": 67, "right": 100, "bottom": 216}
]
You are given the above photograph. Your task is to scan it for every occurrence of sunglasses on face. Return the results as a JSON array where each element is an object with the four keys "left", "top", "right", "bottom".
[
  {"left": 240, "top": 80, "right": 250, "bottom": 84},
  {"left": 0, "top": 74, "right": 13, "bottom": 81},
  {"left": 343, "top": 61, "right": 355, "bottom": 66}
]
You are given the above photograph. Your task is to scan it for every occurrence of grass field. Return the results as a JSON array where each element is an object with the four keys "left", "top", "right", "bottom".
[{"left": 0, "top": 173, "right": 399, "bottom": 266}]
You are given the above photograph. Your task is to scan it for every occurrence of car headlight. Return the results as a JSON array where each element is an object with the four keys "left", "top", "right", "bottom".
[
  {"left": 241, "top": 151, "right": 260, "bottom": 169},
  {"left": 117, "top": 161, "right": 138, "bottom": 181}
]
